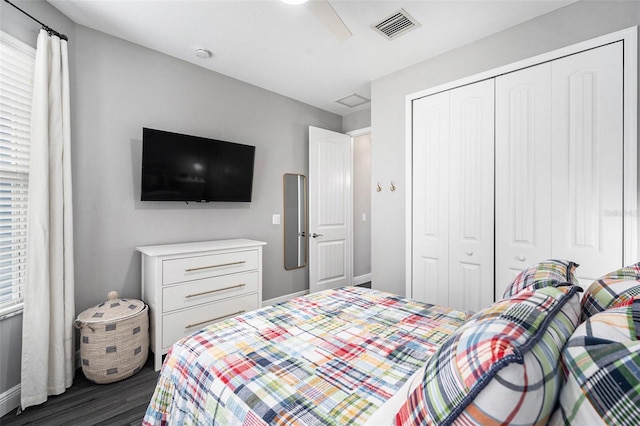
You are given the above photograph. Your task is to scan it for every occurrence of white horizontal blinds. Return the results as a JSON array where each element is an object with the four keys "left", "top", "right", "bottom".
[{"left": 0, "top": 31, "right": 35, "bottom": 317}]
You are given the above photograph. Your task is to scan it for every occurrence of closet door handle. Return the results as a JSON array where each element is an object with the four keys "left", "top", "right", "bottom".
[
  {"left": 517, "top": 255, "right": 526, "bottom": 262},
  {"left": 466, "top": 251, "right": 473, "bottom": 256}
]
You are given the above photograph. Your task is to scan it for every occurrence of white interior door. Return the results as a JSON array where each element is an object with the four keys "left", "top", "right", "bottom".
[
  {"left": 495, "top": 62, "right": 552, "bottom": 298},
  {"left": 411, "top": 92, "right": 450, "bottom": 306},
  {"left": 551, "top": 42, "right": 624, "bottom": 284},
  {"left": 309, "top": 126, "right": 352, "bottom": 293},
  {"left": 448, "top": 79, "right": 495, "bottom": 312}
]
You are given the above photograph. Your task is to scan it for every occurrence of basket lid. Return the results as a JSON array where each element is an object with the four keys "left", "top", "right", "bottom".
[{"left": 76, "top": 291, "right": 146, "bottom": 324}]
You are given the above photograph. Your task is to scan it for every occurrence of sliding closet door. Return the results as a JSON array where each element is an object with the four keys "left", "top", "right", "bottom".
[
  {"left": 411, "top": 92, "right": 450, "bottom": 306},
  {"left": 448, "top": 80, "right": 495, "bottom": 312},
  {"left": 551, "top": 42, "right": 623, "bottom": 284},
  {"left": 495, "top": 63, "right": 552, "bottom": 298}
]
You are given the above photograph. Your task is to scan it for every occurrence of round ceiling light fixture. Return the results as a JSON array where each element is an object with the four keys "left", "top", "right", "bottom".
[
  {"left": 195, "top": 48, "right": 212, "bottom": 59},
  {"left": 281, "top": 0, "right": 308, "bottom": 4}
]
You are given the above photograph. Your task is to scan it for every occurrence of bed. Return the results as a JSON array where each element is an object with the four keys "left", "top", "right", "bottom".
[
  {"left": 142, "top": 286, "right": 468, "bottom": 425},
  {"left": 142, "top": 260, "right": 640, "bottom": 425}
]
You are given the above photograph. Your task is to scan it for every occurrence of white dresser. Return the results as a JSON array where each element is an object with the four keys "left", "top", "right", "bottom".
[{"left": 137, "top": 239, "right": 266, "bottom": 370}]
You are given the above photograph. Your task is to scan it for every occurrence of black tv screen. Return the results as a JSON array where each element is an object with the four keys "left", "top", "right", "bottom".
[{"left": 141, "top": 128, "right": 255, "bottom": 202}]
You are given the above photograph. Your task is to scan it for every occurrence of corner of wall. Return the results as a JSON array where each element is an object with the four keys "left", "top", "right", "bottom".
[{"left": 342, "top": 108, "right": 371, "bottom": 134}]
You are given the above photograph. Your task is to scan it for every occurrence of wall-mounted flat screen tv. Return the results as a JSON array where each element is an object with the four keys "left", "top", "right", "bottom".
[{"left": 141, "top": 128, "right": 255, "bottom": 202}]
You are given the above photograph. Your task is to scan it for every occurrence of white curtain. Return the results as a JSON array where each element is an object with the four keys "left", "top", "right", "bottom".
[{"left": 21, "top": 29, "right": 75, "bottom": 410}]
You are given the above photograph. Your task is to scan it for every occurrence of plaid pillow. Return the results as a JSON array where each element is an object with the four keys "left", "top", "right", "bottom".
[
  {"left": 501, "top": 259, "right": 579, "bottom": 299},
  {"left": 581, "top": 262, "right": 640, "bottom": 320},
  {"left": 551, "top": 300, "right": 640, "bottom": 425},
  {"left": 395, "top": 285, "right": 581, "bottom": 426}
]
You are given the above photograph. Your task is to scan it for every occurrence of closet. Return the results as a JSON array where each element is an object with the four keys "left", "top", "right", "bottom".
[
  {"left": 495, "top": 43, "right": 623, "bottom": 297},
  {"left": 411, "top": 80, "right": 494, "bottom": 312},
  {"left": 409, "top": 29, "right": 636, "bottom": 312}
]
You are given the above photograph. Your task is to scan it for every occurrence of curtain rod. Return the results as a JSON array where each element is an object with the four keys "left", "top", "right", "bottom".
[{"left": 4, "top": 0, "right": 68, "bottom": 41}]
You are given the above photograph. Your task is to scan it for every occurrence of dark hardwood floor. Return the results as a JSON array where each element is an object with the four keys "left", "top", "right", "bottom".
[
  {"left": 2, "top": 288, "right": 375, "bottom": 425},
  {"left": 1, "top": 357, "right": 159, "bottom": 426}
]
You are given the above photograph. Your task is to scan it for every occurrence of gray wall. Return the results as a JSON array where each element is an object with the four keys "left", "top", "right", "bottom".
[
  {"left": 0, "top": 0, "right": 341, "bottom": 407},
  {"left": 343, "top": 108, "right": 371, "bottom": 133},
  {"left": 370, "top": 0, "right": 640, "bottom": 297},
  {"left": 71, "top": 25, "right": 341, "bottom": 313}
]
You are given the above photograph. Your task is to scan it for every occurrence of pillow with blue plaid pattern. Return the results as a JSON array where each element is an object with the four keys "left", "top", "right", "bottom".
[
  {"left": 581, "top": 262, "right": 640, "bottom": 321},
  {"left": 551, "top": 299, "right": 640, "bottom": 425},
  {"left": 501, "top": 259, "right": 579, "bottom": 299},
  {"left": 395, "top": 285, "right": 581, "bottom": 426}
]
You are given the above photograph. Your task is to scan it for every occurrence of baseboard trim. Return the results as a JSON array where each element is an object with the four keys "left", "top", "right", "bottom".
[
  {"left": 0, "top": 383, "right": 20, "bottom": 418},
  {"left": 262, "top": 290, "right": 309, "bottom": 307},
  {"left": 353, "top": 273, "right": 372, "bottom": 286}
]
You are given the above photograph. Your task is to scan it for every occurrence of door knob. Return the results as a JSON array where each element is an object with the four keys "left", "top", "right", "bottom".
[
  {"left": 466, "top": 251, "right": 473, "bottom": 256},
  {"left": 517, "top": 255, "right": 526, "bottom": 262},
  {"left": 312, "top": 233, "right": 323, "bottom": 238}
]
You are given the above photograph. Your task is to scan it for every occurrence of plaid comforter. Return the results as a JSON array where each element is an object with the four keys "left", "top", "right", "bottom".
[{"left": 142, "top": 286, "right": 467, "bottom": 425}]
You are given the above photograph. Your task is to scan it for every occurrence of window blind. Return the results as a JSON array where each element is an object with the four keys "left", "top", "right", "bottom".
[{"left": 0, "top": 31, "right": 35, "bottom": 318}]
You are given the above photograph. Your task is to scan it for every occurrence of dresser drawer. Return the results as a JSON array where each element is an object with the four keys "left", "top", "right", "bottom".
[
  {"left": 162, "top": 249, "right": 258, "bottom": 285},
  {"left": 162, "top": 271, "right": 258, "bottom": 313},
  {"left": 162, "top": 293, "right": 258, "bottom": 349}
]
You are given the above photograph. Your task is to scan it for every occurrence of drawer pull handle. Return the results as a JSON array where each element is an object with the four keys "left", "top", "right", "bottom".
[
  {"left": 185, "top": 283, "right": 246, "bottom": 299},
  {"left": 185, "top": 260, "right": 246, "bottom": 272},
  {"left": 185, "top": 310, "right": 246, "bottom": 329}
]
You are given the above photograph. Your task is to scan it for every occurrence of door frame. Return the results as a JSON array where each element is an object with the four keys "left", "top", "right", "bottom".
[
  {"left": 347, "top": 127, "right": 372, "bottom": 287},
  {"left": 405, "top": 26, "right": 638, "bottom": 299}
]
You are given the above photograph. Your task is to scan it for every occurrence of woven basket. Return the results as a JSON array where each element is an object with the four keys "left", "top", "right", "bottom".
[{"left": 74, "top": 291, "right": 149, "bottom": 384}]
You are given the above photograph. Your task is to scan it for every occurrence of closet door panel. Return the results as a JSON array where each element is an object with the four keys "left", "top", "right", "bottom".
[
  {"left": 495, "top": 63, "right": 552, "bottom": 298},
  {"left": 449, "top": 79, "right": 495, "bottom": 312},
  {"left": 551, "top": 42, "right": 623, "bottom": 283},
  {"left": 411, "top": 92, "right": 450, "bottom": 306}
]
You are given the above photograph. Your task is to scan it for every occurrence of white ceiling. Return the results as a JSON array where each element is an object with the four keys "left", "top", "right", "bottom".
[{"left": 48, "top": 0, "right": 574, "bottom": 116}]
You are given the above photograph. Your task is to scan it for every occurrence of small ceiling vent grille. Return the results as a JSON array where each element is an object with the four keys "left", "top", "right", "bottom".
[
  {"left": 336, "top": 93, "right": 370, "bottom": 108},
  {"left": 372, "top": 9, "right": 420, "bottom": 40}
]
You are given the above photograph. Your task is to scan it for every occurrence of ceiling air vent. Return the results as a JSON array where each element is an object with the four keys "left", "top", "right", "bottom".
[
  {"left": 372, "top": 8, "right": 420, "bottom": 40},
  {"left": 336, "top": 93, "right": 370, "bottom": 108}
]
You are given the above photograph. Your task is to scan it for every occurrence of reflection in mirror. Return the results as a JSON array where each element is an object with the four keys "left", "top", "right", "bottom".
[{"left": 284, "top": 174, "right": 307, "bottom": 270}]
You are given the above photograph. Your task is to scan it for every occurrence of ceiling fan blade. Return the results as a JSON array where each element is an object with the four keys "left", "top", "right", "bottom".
[{"left": 305, "top": 0, "right": 352, "bottom": 41}]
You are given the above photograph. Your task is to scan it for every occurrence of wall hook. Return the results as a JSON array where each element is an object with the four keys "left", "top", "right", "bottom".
[
  {"left": 390, "top": 181, "right": 396, "bottom": 192},
  {"left": 376, "top": 182, "right": 382, "bottom": 192}
]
